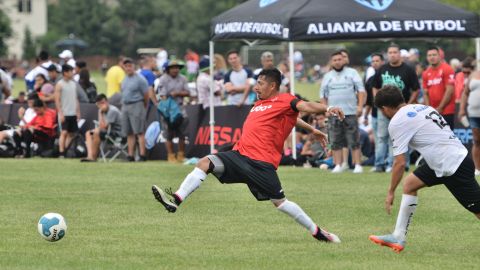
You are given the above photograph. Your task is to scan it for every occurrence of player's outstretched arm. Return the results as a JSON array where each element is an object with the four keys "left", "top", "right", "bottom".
[
  {"left": 296, "top": 118, "right": 328, "bottom": 148},
  {"left": 296, "top": 101, "right": 345, "bottom": 120}
]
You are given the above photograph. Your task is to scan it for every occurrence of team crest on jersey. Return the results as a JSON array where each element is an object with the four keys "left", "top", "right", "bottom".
[
  {"left": 259, "top": 0, "right": 278, "bottom": 8},
  {"left": 407, "top": 112, "right": 417, "bottom": 118},
  {"left": 354, "top": 0, "right": 394, "bottom": 11}
]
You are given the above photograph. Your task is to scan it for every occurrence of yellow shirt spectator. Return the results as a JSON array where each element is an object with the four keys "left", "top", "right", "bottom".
[{"left": 105, "top": 65, "right": 125, "bottom": 97}]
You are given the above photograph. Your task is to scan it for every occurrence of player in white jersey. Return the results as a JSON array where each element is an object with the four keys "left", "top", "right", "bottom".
[{"left": 369, "top": 85, "right": 480, "bottom": 253}]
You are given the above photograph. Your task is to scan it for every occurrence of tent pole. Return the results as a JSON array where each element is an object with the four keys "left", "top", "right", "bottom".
[
  {"left": 209, "top": 41, "right": 215, "bottom": 154},
  {"left": 476, "top": 38, "right": 480, "bottom": 71},
  {"left": 289, "top": 42, "right": 297, "bottom": 160}
]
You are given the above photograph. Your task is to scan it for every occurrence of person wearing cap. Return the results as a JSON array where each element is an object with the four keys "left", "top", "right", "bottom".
[
  {"left": 55, "top": 64, "right": 81, "bottom": 158},
  {"left": 157, "top": 60, "right": 190, "bottom": 163},
  {"left": 121, "top": 58, "right": 149, "bottom": 162},
  {"left": 59, "top": 49, "right": 76, "bottom": 68},
  {"left": 196, "top": 56, "right": 222, "bottom": 109},
  {"left": 105, "top": 56, "right": 126, "bottom": 98}
]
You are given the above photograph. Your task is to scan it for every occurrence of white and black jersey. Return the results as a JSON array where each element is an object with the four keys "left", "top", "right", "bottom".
[{"left": 389, "top": 104, "right": 468, "bottom": 177}]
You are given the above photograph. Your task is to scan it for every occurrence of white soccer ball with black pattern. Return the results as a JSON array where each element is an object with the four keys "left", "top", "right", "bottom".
[{"left": 37, "top": 213, "right": 67, "bottom": 242}]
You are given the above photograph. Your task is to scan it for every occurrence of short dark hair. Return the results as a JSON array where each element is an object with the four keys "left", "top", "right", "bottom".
[
  {"left": 462, "top": 57, "right": 475, "bottom": 69},
  {"left": 331, "top": 50, "right": 344, "bottom": 58},
  {"left": 47, "top": 64, "right": 58, "bottom": 72},
  {"left": 95, "top": 94, "right": 108, "bottom": 103},
  {"left": 76, "top": 61, "right": 87, "bottom": 69},
  {"left": 374, "top": 85, "right": 405, "bottom": 108},
  {"left": 122, "top": 58, "right": 134, "bottom": 65},
  {"left": 33, "top": 98, "right": 45, "bottom": 108},
  {"left": 19, "top": 91, "right": 25, "bottom": 96},
  {"left": 27, "top": 92, "right": 38, "bottom": 100},
  {"left": 62, "top": 64, "right": 73, "bottom": 73},
  {"left": 226, "top": 49, "right": 239, "bottom": 58},
  {"left": 427, "top": 45, "right": 439, "bottom": 52},
  {"left": 338, "top": 48, "right": 349, "bottom": 56},
  {"left": 258, "top": 68, "right": 281, "bottom": 90},
  {"left": 371, "top": 52, "right": 384, "bottom": 61},
  {"left": 38, "top": 50, "right": 49, "bottom": 61},
  {"left": 388, "top": 43, "right": 400, "bottom": 51}
]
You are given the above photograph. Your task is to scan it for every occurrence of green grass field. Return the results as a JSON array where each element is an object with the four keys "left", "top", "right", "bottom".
[{"left": 1, "top": 159, "right": 479, "bottom": 270}]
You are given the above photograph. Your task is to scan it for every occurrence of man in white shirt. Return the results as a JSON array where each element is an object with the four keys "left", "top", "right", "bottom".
[{"left": 369, "top": 85, "right": 480, "bottom": 253}]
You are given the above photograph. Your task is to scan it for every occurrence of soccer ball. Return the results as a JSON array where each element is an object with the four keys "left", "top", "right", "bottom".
[{"left": 37, "top": 213, "right": 67, "bottom": 242}]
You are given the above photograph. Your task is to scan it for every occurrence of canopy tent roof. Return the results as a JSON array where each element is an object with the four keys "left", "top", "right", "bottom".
[{"left": 211, "top": 0, "right": 480, "bottom": 41}]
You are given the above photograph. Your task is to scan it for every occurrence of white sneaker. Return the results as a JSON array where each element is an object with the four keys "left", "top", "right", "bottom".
[
  {"left": 331, "top": 165, "right": 344, "bottom": 173},
  {"left": 475, "top": 169, "right": 480, "bottom": 176},
  {"left": 353, "top": 164, "right": 363, "bottom": 173},
  {"left": 341, "top": 162, "right": 349, "bottom": 171},
  {"left": 385, "top": 167, "right": 392, "bottom": 173}
]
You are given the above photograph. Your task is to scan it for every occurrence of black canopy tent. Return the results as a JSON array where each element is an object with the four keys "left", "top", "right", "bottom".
[{"left": 207, "top": 0, "right": 480, "bottom": 154}]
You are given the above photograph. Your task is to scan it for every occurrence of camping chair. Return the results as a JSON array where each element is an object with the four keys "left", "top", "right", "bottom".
[{"left": 96, "top": 121, "right": 128, "bottom": 162}]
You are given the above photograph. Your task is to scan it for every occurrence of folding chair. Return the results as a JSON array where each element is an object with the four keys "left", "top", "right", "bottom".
[{"left": 97, "top": 122, "right": 128, "bottom": 162}]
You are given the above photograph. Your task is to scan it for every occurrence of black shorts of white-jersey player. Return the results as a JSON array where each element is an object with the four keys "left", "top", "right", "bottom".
[
  {"left": 369, "top": 85, "right": 480, "bottom": 253},
  {"left": 152, "top": 68, "right": 344, "bottom": 243}
]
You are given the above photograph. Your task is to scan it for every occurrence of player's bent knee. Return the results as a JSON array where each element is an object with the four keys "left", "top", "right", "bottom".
[
  {"left": 204, "top": 155, "right": 225, "bottom": 178},
  {"left": 271, "top": 198, "right": 286, "bottom": 207}
]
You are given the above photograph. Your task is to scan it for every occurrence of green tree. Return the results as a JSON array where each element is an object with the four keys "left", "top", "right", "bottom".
[
  {"left": 0, "top": 9, "right": 12, "bottom": 57},
  {"left": 23, "top": 27, "right": 37, "bottom": 60}
]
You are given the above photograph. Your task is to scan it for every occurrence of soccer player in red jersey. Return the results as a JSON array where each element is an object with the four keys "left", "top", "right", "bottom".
[
  {"left": 152, "top": 68, "right": 344, "bottom": 243},
  {"left": 422, "top": 46, "right": 456, "bottom": 128}
]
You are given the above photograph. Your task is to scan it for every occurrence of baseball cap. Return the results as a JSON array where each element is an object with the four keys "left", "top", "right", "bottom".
[{"left": 59, "top": 49, "right": 73, "bottom": 59}]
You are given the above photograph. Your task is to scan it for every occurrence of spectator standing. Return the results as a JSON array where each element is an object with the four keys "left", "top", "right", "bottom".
[
  {"left": 459, "top": 69, "right": 480, "bottom": 176},
  {"left": 24, "top": 51, "right": 53, "bottom": 91},
  {"left": 81, "top": 94, "right": 122, "bottom": 162},
  {"left": 78, "top": 69, "right": 97, "bottom": 103},
  {"left": 197, "top": 57, "right": 222, "bottom": 109},
  {"left": 157, "top": 60, "right": 191, "bottom": 163},
  {"left": 121, "top": 58, "right": 149, "bottom": 161},
  {"left": 156, "top": 48, "right": 168, "bottom": 72},
  {"left": 422, "top": 46, "right": 456, "bottom": 129},
  {"left": 224, "top": 50, "right": 253, "bottom": 106},
  {"left": 373, "top": 44, "right": 420, "bottom": 172},
  {"left": 47, "top": 64, "right": 61, "bottom": 85},
  {"left": 0, "top": 68, "right": 11, "bottom": 103},
  {"left": 213, "top": 53, "right": 228, "bottom": 81},
  {"left": 254, "top": 51, "right": 288, "bottom": 93},
  {"left": 105, "top": 57, "right": 126, "bottom": 98},
  {"left": 365, "top": 53, "right": 385, "bottom": 172},
  {"left": 55, "top": 64, "right": 81, "bottom": 158},
  {"left": 320, "top": 51, "right": 366, "bottom": 173},
  {"left": 73, "top": 61, "right": 86, "bottom": 82},
  {"left": 59, "top": 50, "right": 76, "bottom": 68},
  {"left": 455, "top": 57, "right": 475, "bottom": 103}
]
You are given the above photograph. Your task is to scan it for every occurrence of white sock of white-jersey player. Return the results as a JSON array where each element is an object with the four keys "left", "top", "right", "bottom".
[{"left": 392, "top": 194, "right": 418, "bottom": 241}]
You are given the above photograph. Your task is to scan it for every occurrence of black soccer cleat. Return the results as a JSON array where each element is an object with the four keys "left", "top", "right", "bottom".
[
  {"left": 312, "top": 226, "right": 341, "bottom": 243},
  {"left": 152, "top": 185, "right": 178, "bottom": 213}
]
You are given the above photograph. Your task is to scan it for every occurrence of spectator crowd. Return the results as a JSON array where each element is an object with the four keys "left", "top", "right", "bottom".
[{"left": 0, "top": 45, "right": 479, "bottom": 177}]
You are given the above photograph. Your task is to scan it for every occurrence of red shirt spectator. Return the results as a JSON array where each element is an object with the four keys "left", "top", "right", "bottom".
[
  {"left": 25, "top": 107, "right": 57, "bottom": 137},
  {"left": 422, "top": 62, "right": 455, "bottom": 115}
]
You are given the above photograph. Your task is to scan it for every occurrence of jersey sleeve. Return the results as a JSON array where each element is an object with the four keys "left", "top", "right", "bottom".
[
  {"left": 245, "top": 68, "right": 253, "bottom": 78},
  {"left": 223, "top": 71, "right": 231, "bottom": 83},
  {"left": 319, "top": 73, "right": 329, "bottom": 99},
  {"left": 422, "top": 71, "right": 428, "bottom": 90},
  {"left": 372, "top": 67, "right": 383, "bottom": 89},
  {"left": 389, "top": 119, "right": 414, "bottom": 156}
]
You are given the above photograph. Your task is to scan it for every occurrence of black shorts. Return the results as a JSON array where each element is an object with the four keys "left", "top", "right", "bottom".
[
  {"left": 62, "top": 116, "right": 78, "bottom": 133},
  {"left": 211, "top": 150, "right": 285, "bottom": 201},
  {"left": 413, "top": 156, "right": 480, "bottom": 214}
]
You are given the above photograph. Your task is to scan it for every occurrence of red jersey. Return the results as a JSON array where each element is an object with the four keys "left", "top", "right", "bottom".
[
  {"left": 233, "top": 93, "right": 299, "bottom": 168},
  {"left": 25, "top": 108, "right": 57, "bottom": 137},
  {"left": 422, "top": 62, "right": 455, "bottom": 115}
]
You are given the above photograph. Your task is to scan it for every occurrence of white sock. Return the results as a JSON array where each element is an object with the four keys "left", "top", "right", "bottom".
[
  {"left": 175, "top": 167, "right": 207, "bottom": 201},
  {"left": 392, "top": 194, "right": 418, "bottom": 241},
  {"left": 277, "top": 200, "right": 317, "bottom": 234}
]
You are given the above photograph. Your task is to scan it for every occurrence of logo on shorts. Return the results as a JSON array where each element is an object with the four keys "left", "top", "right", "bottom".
[
  {"left": 259, "top": 0, "right": 278, "bottom": 8},
  {"left": 354, "top": 0, "right": 394, "bottom": 11},
  {"left": 407, "top": 112, "right": 417, "bottom": 118}
]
